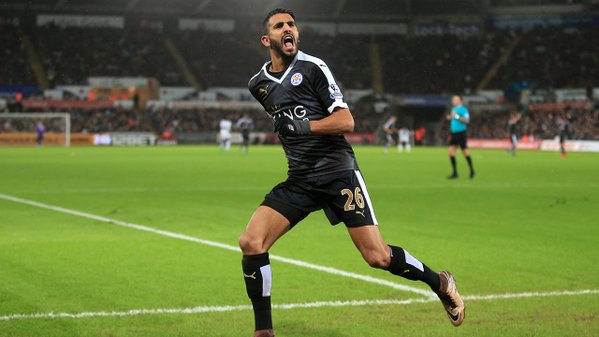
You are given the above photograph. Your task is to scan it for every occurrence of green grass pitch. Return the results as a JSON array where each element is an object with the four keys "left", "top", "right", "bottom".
[{"left": 0, "top": 145, "right": 598, "bottom": 337}]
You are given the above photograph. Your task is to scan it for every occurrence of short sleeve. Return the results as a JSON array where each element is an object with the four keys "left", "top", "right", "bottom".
[{"left": 310, "top": 62, "right": 349, "bottom": 113}]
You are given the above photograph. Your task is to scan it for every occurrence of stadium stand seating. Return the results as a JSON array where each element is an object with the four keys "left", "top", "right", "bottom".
[
  {"left": 0, "top": 25, "right": 36, "bottom": 86},
  {"left": 489, "top": 25, "right": 599, "bottom": 90},
  {"left": 171, "top": 29, "right": 266, "bottom": 88},
  {"left": 380, "top": 28, "right": 515, "bottom": 94},
  {"left": 32, "top": 24, "right": 183, "bottom": 86},
  {"left": 1, "top": 23, "right": 596, "bottom": 93}
]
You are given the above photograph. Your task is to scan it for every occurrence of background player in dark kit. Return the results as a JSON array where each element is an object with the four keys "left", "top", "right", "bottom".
[
  {"left": 556, "top": 112, "right": 570, "bottom": 157},
  {"left": 239, "top": 8, "right": 465, "bottom": 337},
  {"left": 35, "top": 120, "right": 45, "bottom": 145},
  {"left": 508, "top": 111, "right": 521, "bottom": 156},
  {"left": 236, "top": 113, "right": 254, "bottom": 154},
  {"left": 383, "top": 115, "right": 398, "bottom": 153}
]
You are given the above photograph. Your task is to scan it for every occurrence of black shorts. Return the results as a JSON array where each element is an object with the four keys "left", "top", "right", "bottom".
[
  {"left": 559, "top": 132, "right": 567, "bottom": 144},
  {"left": 242, "top": 130, "right": 250, "bottom": 142},
  {"left": 449, "top": 131, "right": 467, "bottom": 149},
  {"left": 510, "top": 133, "right": 518, "bottom": 145},
  {"left": 261, "top": 170, "right": 378, "bottom": 228}
]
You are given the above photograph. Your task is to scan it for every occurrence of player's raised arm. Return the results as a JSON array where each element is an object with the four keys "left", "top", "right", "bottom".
[
  {"left": 273, "top": 107, "right": 354, "bottom": 136},
  {"left": 307, "top": 107, "right": 355, "bottom": 135}
]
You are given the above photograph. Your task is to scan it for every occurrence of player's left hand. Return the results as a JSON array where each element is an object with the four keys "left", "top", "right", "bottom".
[{"left": 273, "top": 113, "right": 311, "bottom": 136}]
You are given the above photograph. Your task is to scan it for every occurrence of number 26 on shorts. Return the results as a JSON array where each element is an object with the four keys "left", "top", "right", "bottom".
[{"left": 341, "top": 187, "right": 365, "bottom": 211}]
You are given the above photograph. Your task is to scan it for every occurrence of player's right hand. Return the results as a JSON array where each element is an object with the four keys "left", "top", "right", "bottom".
[{"left": 273, "top": 113, "right": 311, "bottom": 136}]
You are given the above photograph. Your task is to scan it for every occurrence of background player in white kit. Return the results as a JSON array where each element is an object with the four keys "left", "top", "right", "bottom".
[
  {"left": 398, "top": 127, "right": 411, "bottom": 153},
  {"left": 219, "top": 117, "right": 233, "bottom": 152}
]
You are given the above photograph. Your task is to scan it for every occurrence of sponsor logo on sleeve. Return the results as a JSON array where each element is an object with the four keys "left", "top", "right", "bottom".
[
  {"left": 258, "top": 85, "right": 269, "bottom": 96},
  {"left": 329, "top": 83, "right": 343, "bottom": 99}
]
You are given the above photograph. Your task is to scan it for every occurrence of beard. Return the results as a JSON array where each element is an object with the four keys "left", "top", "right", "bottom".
[{"left": 270, "top": 38, "right": 298, "bottom": 61}]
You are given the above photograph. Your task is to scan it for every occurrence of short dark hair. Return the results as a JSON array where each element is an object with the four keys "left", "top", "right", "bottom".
[{"left": 263, "top": 8, "right": 295, "bottom": 34}]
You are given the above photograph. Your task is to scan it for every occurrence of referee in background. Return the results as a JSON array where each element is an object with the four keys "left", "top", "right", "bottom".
[{"left": 447, "top": 95, "right": 475, "bottom": 179}]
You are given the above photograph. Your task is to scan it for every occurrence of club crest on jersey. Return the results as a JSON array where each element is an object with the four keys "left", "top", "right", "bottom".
[{"left": 290, "top": 73, "right": 303, "bottom": 86}]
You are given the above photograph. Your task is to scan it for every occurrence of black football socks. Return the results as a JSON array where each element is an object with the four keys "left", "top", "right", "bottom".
[
  {"left": 386, "top": 245, "right": 440, "bottom": 292},
  {"left": 242, "top": 253, "right": 273, "bottom": 330},
  {"left": 466, "top": 155, "right": 475, "bottom": 177},
  {"left": 449, "top": 156, "right": 457, "bottom": 177}
]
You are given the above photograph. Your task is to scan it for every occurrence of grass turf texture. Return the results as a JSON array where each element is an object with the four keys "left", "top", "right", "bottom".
[{"left": 0, "top": 145, "right": 598, "bottom": 337}]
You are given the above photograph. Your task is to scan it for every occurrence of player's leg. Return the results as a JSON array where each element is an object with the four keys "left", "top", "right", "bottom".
[
  {"left": 240, "top": 180, "right": 315, "bottom": 336},
  {"left": 241, "top": 133, "right": 248, "bottom": 154},
  {"left": 347, "top": 225, "right": 465, "bottom": 326},
  {"left": 461, "top": 146, "right": 475, "bottom": 179},
  {"left": 225, "top": 137, "right": 231, "bottom": 151},
  {"left": 397, "top": 136, "right": 402, "bottom": 152},
  {"left": 560, "top": 134, "right": 567, "bottom": 157},
  {"left": 239, "top": 206, "right": 291, "bottom": 254},
  {"left": 327, "top": 170, "right": 438, "bottom": 283},
  {"left": 448, "top": 144, "right": 458, "bottom": 179},
  {"left": 239, "top": 206, "right": 291, "bottom": 336},
  {"left": 326, "top": 170, "right": 464, "bottom": 326},
  {"left": 401, "top": 140, "right": 411, "bottom": 153},
  {"left": 347, "top": 225, "right": 440, "bottom": 290},
  {"left": 384, "top": 134, "right": 392, "bottom": 153}
]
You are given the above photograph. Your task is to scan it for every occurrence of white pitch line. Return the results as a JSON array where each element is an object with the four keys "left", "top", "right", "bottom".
[
  {"left": 1, "top": 289, "right": 597, "bottom": 321},
  {"left": 0, "top": 193, "right": 431, "bottom": 297},
  {"left": 462, "top": 289, "right": 599, "bottom": 301},
  {"left": 12, "top": 185, "right": 267, "bottom": 195}
]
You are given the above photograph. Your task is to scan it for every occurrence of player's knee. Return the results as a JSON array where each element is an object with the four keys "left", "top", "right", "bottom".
[
  {"left": 238, "top": 233, "right": 265, "bottom": 255},
  {"left": 363, "top": 250, "right": 391, "bottom": 269}
]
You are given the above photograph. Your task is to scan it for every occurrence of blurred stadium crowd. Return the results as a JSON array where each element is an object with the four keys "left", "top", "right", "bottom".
[
  {"left": 4, "top": 104, "right": 598, "bottom": 142},
  {"left": 1, "top": 12, "right": 598, "bottom": 143},
  {"left": 2, "top": 23, "right": 597, "bottom": 92}
]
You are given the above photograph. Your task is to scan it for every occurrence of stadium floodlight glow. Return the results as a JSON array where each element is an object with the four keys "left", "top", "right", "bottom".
[{"left": 0, "top": 112, "right": 71, "bottom": 147}]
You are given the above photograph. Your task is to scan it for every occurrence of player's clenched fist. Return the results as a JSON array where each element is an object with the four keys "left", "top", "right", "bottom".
[{"left": 273, "top": 113, "right": 311, "bottom": 136}]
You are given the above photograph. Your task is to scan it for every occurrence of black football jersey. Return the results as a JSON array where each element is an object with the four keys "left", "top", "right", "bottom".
[
  {"left": 248, "top": 51, "right": 357, "bottom": 178},
  {"left": 508, "top": 120, "right": 517, "bottom": 135},
  {"left": 236, "top": 117, "right": 254, "bottom": 131}
]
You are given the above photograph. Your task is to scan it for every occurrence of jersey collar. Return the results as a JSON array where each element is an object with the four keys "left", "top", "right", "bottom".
[{"left": 262, "top": 51, "right": 302, "bottom": 84}]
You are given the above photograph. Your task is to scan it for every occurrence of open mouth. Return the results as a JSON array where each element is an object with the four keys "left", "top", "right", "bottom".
[{"left": 283, "top": 34, "right": 294, "bottom": 50}]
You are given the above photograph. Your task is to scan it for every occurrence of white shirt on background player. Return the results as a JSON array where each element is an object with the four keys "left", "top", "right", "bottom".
[
  {"left": 219, "top": 119, "right": 233, "bottom": 139},
  {"left": 399, "top": 128, "right": 410, "bottom": 143}
]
